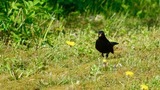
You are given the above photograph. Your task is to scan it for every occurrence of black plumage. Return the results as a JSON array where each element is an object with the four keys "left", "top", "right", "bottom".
[{"left": 95, "top": 31, "right": 118, "bottom": 58}]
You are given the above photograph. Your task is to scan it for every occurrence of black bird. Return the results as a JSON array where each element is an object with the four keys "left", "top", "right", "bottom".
[{"left": 95, "top": 31, "right": 118, "bottom": 58}]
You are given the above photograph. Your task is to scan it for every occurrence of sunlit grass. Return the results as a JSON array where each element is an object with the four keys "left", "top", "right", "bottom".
[{"left": 0, "top": 16, "right": 160, "bottom": 90}]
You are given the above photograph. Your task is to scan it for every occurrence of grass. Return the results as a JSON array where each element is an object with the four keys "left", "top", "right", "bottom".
[{"left": 0, "top": 15, "right": 160, "bottom": 90}]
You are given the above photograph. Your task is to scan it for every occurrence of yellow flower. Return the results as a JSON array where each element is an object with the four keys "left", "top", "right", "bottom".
[
  {"left": 103, "top": 59, "right": 107, "bottom": 63},
  {"left": 102, "top": 58, "right": 108, "bottom": 67},
  {"left": 125, "top": 71, "right": 134, "bottom": 77},
  {"left": 141, "top": 84, "right": 148, "bottom": 90},
  {"left": 66, "top": 41, "right": 75, "bottom": 46}
]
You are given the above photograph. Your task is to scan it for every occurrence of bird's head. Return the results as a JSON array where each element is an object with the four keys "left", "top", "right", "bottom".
[{"left": 98, "top": 31, "right": 105, "bottom": 38}]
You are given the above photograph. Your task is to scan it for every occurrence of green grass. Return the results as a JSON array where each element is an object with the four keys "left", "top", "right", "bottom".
[{"left": 0, "top": 16, "right": 160, "bottom": 90}]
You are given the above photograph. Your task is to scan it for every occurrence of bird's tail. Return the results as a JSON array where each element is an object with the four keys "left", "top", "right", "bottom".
[{"left": 111, "top": 42, "right": 119, "bottom": 46}]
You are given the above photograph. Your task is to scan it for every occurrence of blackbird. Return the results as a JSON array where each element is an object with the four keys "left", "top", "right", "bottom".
[{"left": 95, "top": 31, "right": 118, "bottom": 58}]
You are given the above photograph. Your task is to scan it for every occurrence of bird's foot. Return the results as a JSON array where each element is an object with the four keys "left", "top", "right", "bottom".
[
  {"left": 101, "top": 53, "right": 104, "bottom": 57},
  {"left": 105, "top": 53, "right": 109, "bottom": 58}
]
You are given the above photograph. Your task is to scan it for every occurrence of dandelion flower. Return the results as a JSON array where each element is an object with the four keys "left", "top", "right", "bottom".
[
  {"left": 125, "top": 71, "right": 134, "bottom": 77},
  {"left": 141, "top": 84, "right": 148, "bottom": 90},
  {"left": 103, "top": 58, "right": 108, "bottom": 67},
  {"left": 66, "top": 41, "right": 75, "bottom": 46},
  {"left": 103, "top": 59, "right": 107, "bottom": 63}
]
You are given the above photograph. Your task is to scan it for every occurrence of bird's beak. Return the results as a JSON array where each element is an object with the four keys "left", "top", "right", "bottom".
[{"left": 98, "top": 34, "right": 102, "bottom": 37}]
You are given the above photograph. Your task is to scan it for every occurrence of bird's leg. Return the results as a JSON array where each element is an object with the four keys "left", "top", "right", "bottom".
[
  {"left": 101, "top": 53, "right": 104, "bottom": 57},
  {"left": 106, "top": 53, "right": 109, "bottom": 58}
]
